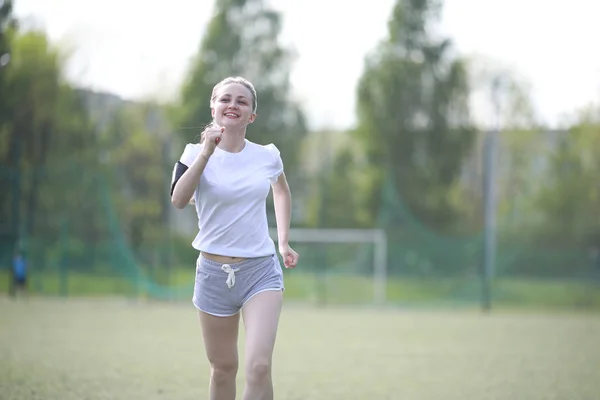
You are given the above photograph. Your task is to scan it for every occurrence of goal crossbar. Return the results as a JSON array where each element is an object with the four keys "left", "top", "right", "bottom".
[{"left": 269, "top": 228, "right": 388, "bottom": 304}]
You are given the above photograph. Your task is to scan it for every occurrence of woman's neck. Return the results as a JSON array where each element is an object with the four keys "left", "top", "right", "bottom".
[{"left": 218, "top": 128, "right": 246, "bottom": 153}]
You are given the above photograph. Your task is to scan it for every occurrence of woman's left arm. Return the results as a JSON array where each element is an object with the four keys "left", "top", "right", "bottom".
[{"left": 272, "top": 172, "right": 299, "bottom": 268}]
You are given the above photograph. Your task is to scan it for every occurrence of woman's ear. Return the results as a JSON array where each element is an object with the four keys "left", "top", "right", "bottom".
[{"left": 249, "top": 113, "right": 256, "bottom": 124}]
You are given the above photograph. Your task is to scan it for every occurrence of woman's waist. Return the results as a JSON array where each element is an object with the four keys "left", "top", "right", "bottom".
[
  {"left": 201, "top": 252, "right": 247, "bottom": 264},
  {"left": 198, "top": 252, "right": 275, "bottom": 274}
]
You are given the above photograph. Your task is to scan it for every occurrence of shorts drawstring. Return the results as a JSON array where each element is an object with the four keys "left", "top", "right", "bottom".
[{"left": 221, "top": 264, "right": 240, "bottom": 289}]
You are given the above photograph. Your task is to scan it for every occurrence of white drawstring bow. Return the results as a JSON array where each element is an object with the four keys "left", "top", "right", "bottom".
[{"left": 221, "top": 264, "right": 240, "bottom": 288}]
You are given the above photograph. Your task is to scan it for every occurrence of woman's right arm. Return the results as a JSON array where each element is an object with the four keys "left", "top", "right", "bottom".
[
  {"left": 171, "top": 153, "right": 210, "bottom": 209},
  {"left": 170, "top": 125, "right": 223, "bottom": 209}
]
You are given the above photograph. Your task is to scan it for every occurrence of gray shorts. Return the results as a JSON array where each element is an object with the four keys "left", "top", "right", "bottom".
[{"left": 192, "top": 253, "right": 285, "bottom": 317}]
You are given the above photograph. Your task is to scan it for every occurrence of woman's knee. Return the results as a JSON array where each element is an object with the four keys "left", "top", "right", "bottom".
[
  {"left": 210, "top": 360, "right": 238, "bottom": 384},
  {"left": 246, "top": 357, "right": 271, "bottom": 384}
]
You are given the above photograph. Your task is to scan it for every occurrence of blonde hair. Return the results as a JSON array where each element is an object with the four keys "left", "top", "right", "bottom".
[{"left": 200, "top": 77, "right": 258, "bottom": 143}]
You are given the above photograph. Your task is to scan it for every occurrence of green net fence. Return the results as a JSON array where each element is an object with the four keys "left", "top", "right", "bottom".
[
  {"left": 1, "top": 129, "right": 599, "bottom": 309},
  {"left": 371, "top": 129, "right": 600, "bottom": 309}
]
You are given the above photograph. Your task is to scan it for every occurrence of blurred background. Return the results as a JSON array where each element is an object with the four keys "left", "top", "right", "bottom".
[{"left": 1, "top": 0, "right": 600, "bottom": 311}]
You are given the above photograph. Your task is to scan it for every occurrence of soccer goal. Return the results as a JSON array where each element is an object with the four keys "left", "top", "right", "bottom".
[{"left": 269, "top": 228, "right": 388, "bottom": 305}]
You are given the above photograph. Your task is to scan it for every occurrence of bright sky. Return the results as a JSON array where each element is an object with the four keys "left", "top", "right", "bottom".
[{"left": 13, "top": 0, "right": 600, "bottom": 131}]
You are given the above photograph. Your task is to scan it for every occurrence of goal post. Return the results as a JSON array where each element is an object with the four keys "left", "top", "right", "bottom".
[{"left": 269, "top": 228, "right": 388, "bottom": 305}]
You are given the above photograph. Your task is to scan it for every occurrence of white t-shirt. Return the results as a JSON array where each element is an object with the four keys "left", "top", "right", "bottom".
[{"left": 178, "top": 138, "right": 284, "bottom": 257}]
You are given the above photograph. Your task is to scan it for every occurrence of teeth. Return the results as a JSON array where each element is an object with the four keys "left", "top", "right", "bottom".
[{"left": 225, "top": 113, "right": 238, "bottom": 117}]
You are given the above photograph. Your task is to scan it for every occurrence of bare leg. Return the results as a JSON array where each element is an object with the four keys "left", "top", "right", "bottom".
[
  {"left": 198, "top": 310, "right": 240, "bottom": 400},
  {"left": 241, "top": 290, "right": 284, "bottom": 400}
]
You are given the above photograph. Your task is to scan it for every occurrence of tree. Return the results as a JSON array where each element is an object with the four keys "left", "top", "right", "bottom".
[
  {"left": 0, "top": 0, "right": 16, "bottom": 115},
  {"left": 0, "top": 28, "right": 104, "bottom": 262},
  {"left": 301, "top": 130, "right": 373, "bottom": 229},
  {"left": 101, "top": 103, "right": 170, "bottom": 263},
  {"left": 0, "top": 0, "right": 17, "bottom": 254},
  {"left": 532, "top": 106, "right": 600, "bottom": 249},
  {"left": 353, "top": 0, "right": 477, "bottom": 233},
  {"left": 174, "top": 0, "right": 307, "bottom": 193},
  {"left": 0, "top": 19, "right": 183, "bottom": 275},
  {"left": 0, "top": 28, "right": 64, "bottom": 252}
]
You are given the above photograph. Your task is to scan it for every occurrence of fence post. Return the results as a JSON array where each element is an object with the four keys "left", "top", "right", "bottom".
[
  {"left": 59, "top": 217, "right": 69, "bottom": 297},
  {"left": 482, "top": 77, "right": 503, "bottom": 312}
]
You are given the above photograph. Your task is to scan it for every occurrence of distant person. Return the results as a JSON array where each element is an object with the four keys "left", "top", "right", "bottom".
[
  {"left": 9, "top": 250, "right": 27, "bottom": 298},
  {"left": 170, "top": 76, "right": 299, "bottom": 400}
]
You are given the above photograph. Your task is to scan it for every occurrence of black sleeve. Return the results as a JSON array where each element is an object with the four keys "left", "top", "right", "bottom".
[{"left": 170, "top": 161, "right": 189, "bottom": 196}]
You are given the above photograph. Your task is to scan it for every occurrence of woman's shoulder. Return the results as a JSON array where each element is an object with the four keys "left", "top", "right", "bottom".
[
  {"left": 245, "top": 141, "right": 284, "bottom": 179},
  {"left": 245, "top": 140, "right": 281, "bottom": 157},
  {"left": 183, "top": 142, "right": 203, "bottom": 153},
  {"left": 179, "top": 142, "right": 203, "bottom": 165}
]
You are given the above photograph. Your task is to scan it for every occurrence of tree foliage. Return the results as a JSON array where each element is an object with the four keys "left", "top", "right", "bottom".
[
  {"left": 101, "top": 104, "right": 171, "bottom": 259},
  {"left": 0, "top": 29, "right": 99, "bottom": 248},
  {"left": 0, "top": 26, "right": 171, "bottom": 266},
  {"left": 532, "top": 108, "right": 600, "bottom": 248},
  {"left": 353, "top": 0, "right": 477, "bottom": 233}
]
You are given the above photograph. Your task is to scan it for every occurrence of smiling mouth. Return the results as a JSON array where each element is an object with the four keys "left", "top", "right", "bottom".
[{"left": 224, "top": 112, "right": 239, "bottom": 118}]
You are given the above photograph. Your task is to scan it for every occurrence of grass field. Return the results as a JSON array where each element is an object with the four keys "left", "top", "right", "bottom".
[
  {"left": 1, "top": 296, "right": 599, "bottom": 400},
  {"left": 2, "top": 268, "right": 600, "bottom": 310}
]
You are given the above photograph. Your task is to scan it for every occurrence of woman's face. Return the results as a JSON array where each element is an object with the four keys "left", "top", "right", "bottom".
[{"left": 211, "top": 82, "right": 256, "bottom": 129}]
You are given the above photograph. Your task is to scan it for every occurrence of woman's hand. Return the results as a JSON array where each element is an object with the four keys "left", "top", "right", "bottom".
[
  {"left": 201, "top": 125, "right": 224, "bottom": 157},
  {"left": 278, "top": 243, "right": 299, "bottom": 269}
]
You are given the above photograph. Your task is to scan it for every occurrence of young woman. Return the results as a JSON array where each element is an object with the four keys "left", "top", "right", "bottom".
[{"left": 170, "top": 76, "right": 299, "bottom": 400}]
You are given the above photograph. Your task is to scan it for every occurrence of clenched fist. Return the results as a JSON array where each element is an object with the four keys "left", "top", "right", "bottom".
[{"left": 201, "top": 125, "right": 224, "bottom": 157}]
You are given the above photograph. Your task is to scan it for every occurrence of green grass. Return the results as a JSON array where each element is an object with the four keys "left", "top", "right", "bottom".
[
  {"left": 1, "top": 268, "right": 599, "bottom": 310},
  {"left": 1, "top": 297, "right": 599, "bottom": 399}
]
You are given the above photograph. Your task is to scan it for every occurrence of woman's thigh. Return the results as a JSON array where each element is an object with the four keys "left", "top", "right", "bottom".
[
  {"left": 242, "top": 290, "right": 284, "bottom": 363},
  {"left": 198, "top": 310, "right": 240, "bottom": 368}
]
